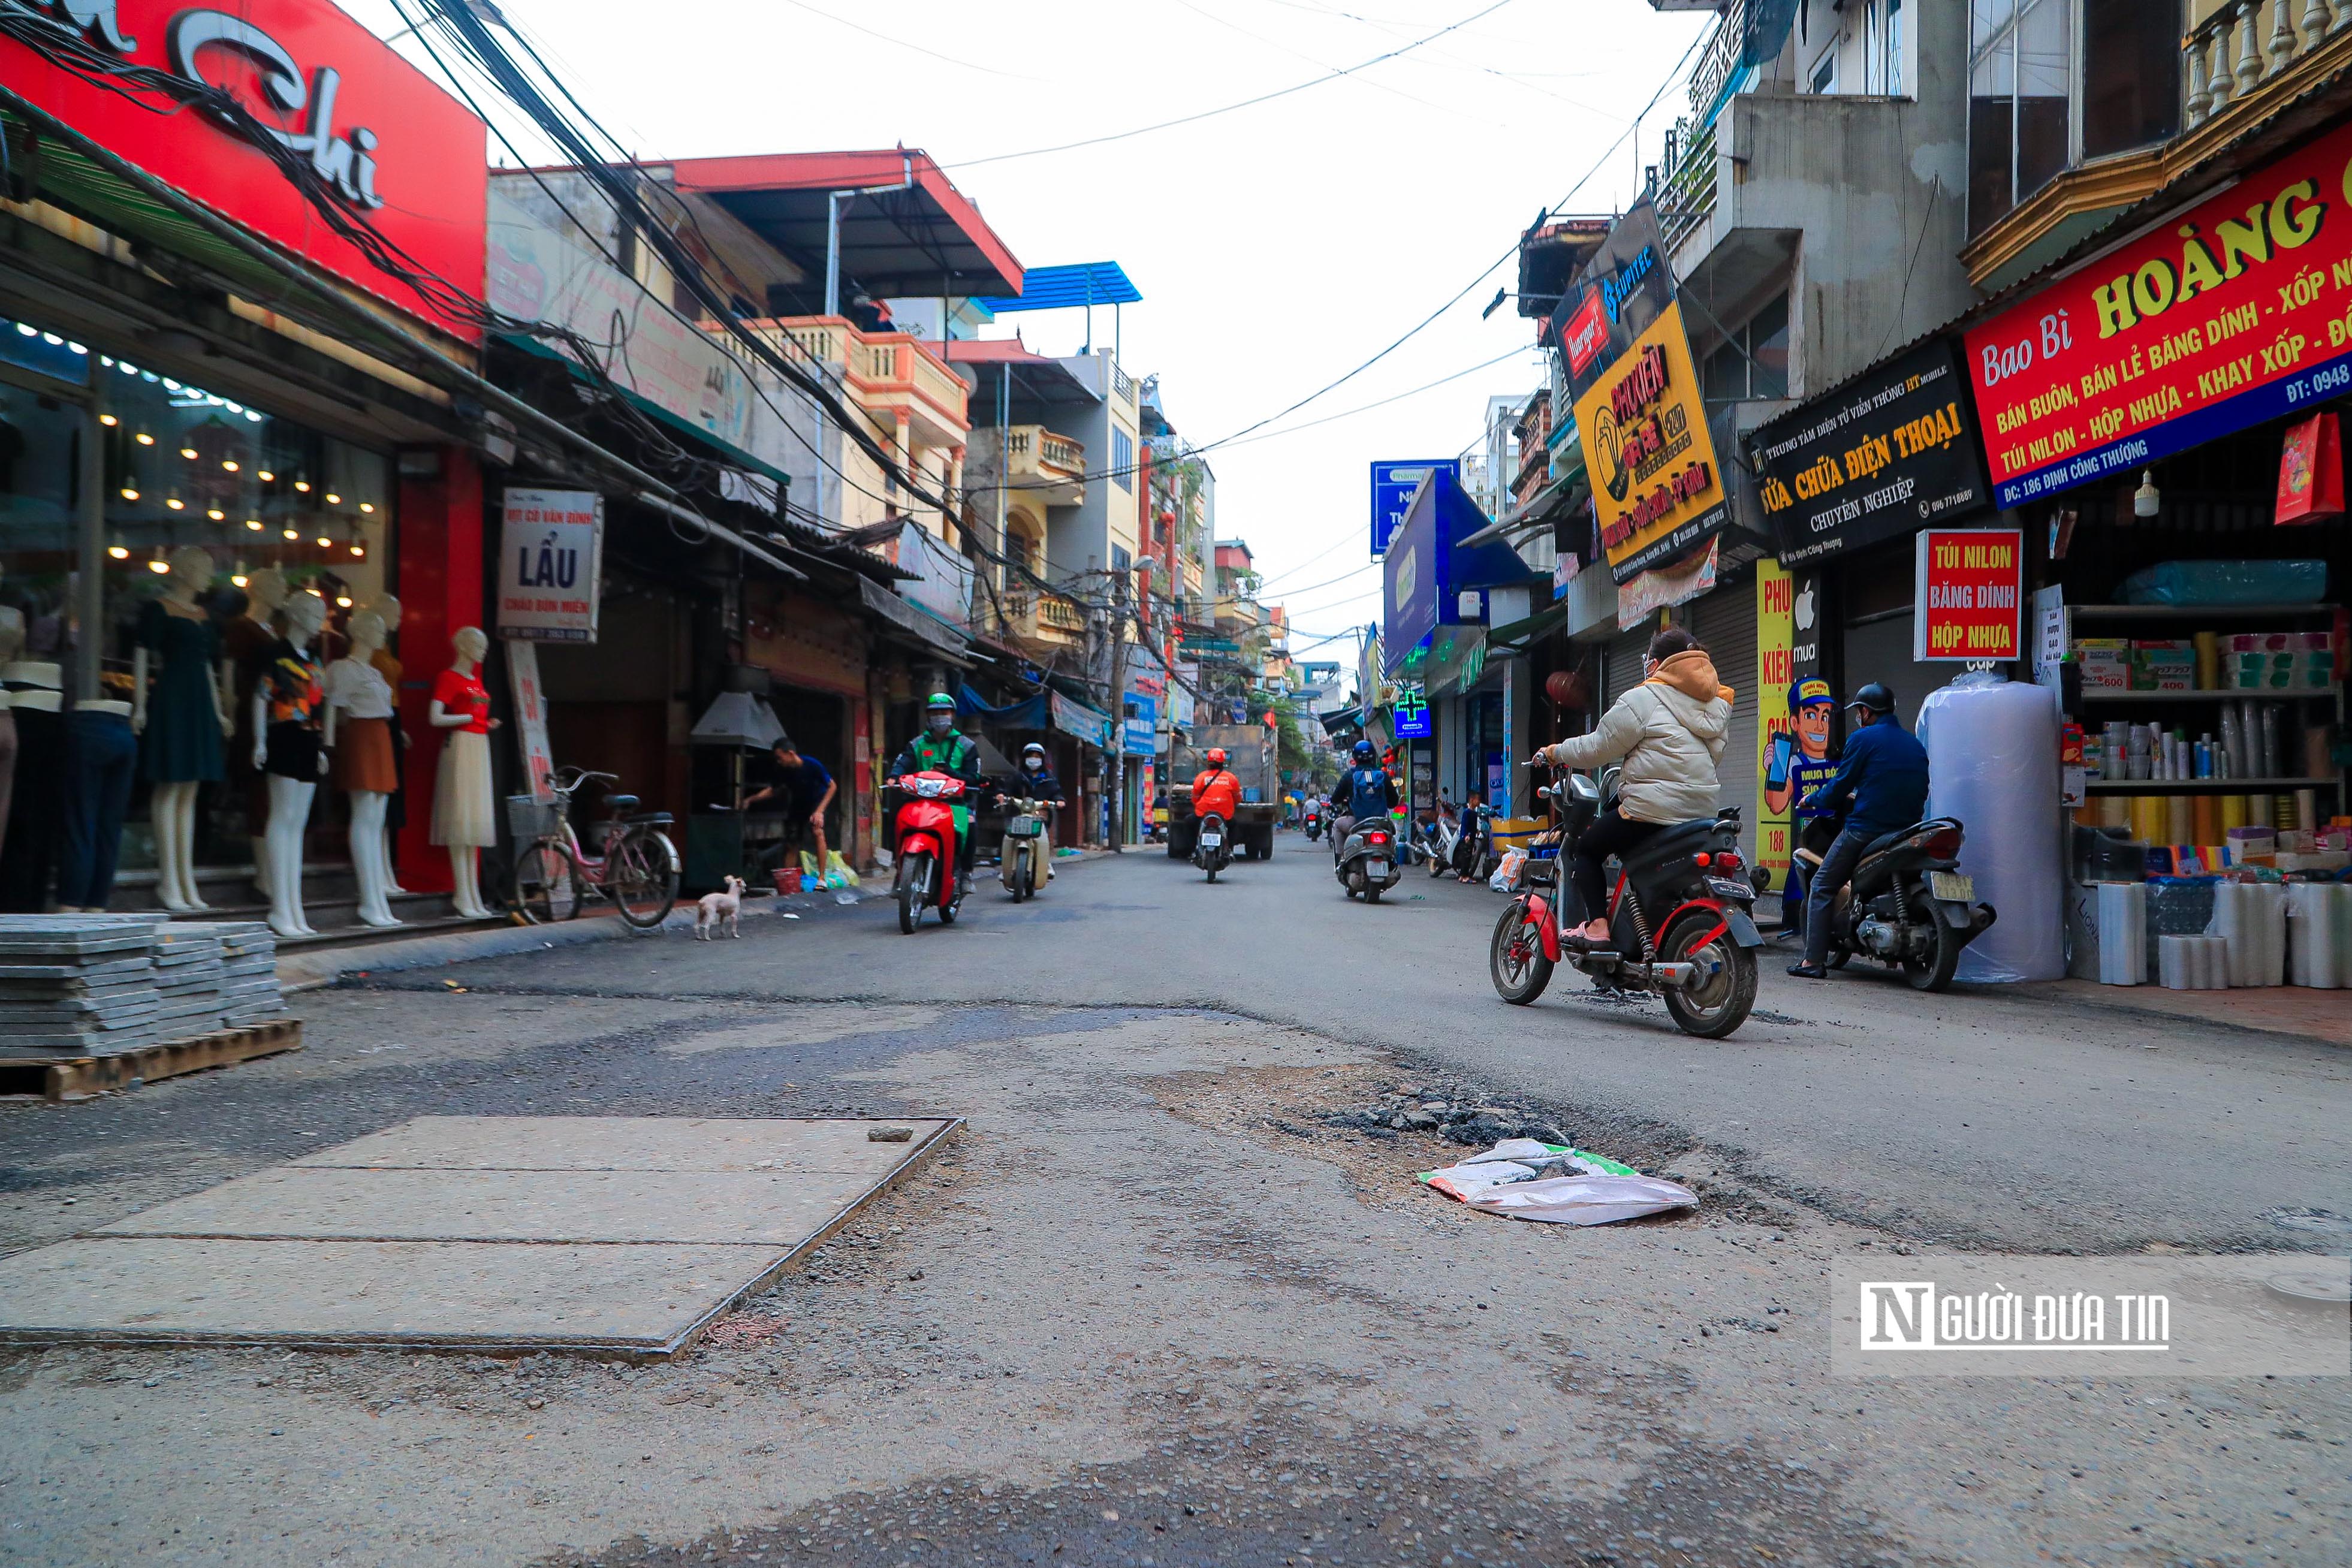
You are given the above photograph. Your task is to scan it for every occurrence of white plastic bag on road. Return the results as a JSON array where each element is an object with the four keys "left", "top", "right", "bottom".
[
  {"left": 1421, "top": 1141, "right": 1696, "bottom": 1226},
  {"left": 1468, "top": 1172, "right": 1698, "bottom": 1226},
  {"left": 1488, "top": 848, "right": 1527, "bottom": 892}
]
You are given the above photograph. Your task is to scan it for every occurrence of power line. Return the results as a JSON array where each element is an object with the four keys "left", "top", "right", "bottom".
[{"left": 944, "top": 0, "right": 1519, "bottom": 170}]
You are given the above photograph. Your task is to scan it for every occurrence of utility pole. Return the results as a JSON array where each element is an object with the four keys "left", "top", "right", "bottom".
[{"left": 1105, "top": 574, "right": 1130, "bottom": 853}]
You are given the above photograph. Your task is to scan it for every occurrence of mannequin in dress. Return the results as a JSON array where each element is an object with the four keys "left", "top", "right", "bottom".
[
  {"left": 322, "top": 611, "right": 401, "bottom": 928},
  {"left": 362, "top": 592, "right": 409, "bottom": 894},
  {"left": 229, "top": 565, "right": 290, "bottom": 897},
  {"left": 251, "top": 591, "right": 328, "bottom": 938},
  {"left": 133, "top": 545, "right": 233, "bottom": 911},
  {"left": 429, "top": 625, "right": 499, "bottom": 921}
]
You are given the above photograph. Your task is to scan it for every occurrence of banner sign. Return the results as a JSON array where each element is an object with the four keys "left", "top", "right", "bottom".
[
  {"left": 1964, "top": 116, "right": 2352, "bottom": 508},
  {"left": 1752, "top": 340, "right": 1991, "bottom": 564},
  {"left": 501, "top": 637, "right": 556, "bottom": 803},
  {"left": 1913, "top": 529, "right": 2023, "bottom": 661},
  {"left": 1370, "top": 459, "right": 1457, "bottom": 557},
  {"left": 1548, "top": 202, "right": 1675, "bottom": 406},
  {"left": 1, "top": 0, "right": 489, "bottom": 340},
  {"left": 496, "top": 489, "right": 602, "bottom": 644},
  {"left": 1575, "top": 300, "right": 1732, "bottom": 584}
]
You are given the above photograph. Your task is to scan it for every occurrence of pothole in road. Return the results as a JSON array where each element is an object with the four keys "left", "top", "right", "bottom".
[
  {"left": 561, "top": 1401, "right": 1938, "bottom": 1568},
  {"left": 2263, "top": 1207, "right": 2352, "bottom": 1238}
]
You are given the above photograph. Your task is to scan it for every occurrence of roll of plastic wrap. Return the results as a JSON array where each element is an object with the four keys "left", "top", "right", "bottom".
[
  {"left": 2222, "top": 795, "right": 2247, "bottom": 831},
  {"left": 2194, "top": 795, "right": 2221, "bottom": 847},
  {"left": 2220, "top": 704, "right": 2245, "bottom": 777},
  {"left": 2308, "top": 726, "right": 2335, "bottom": 779},
  {"left": 2097, "top": 882, "right": 2147, "bottom": 985},
  {"left": 2158, "top": 933, "right": 2194, "bottom": 990},
  {"left": 1919, "top": 674, "right": 2064, "bottom": 983},
  {"left": 2260, "top": 704, "right": 2282, "bottom": 779},
  {"left": 2195, "top": 631, "right": 2219, "bottom": 689},
  {"left": 2239, "top": 699, "right": 2262, "bottom": 777},
  {"left": 2333, "top": 886, "right": 2352, "bottom": 983},
  {"left": 2167, "top": 795, "right": 2194, "bottom": 844},
  {"left": 2200, "top": 934, "right": 2232, "bottom": 989},
  {"left": 2296, "top": 789, "right": 2318, "bottom": 832},
  {"left": 2288, "top": 884, "right": 2343, "bottom": 988},
  {"left": 2098, "top": 795, "right": 2129, "bottom": 829},
  {"left": 2209, "top": 882, "right": 2256, "bottom": 987},
  {"left": 2254, "top": 882, "right": 2287, "bottom": 986},
  {"left": 2248, "top": 795, "right": 2275, "bottom": 835}
]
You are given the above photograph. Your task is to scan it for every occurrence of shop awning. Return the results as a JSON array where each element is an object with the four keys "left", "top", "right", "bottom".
[
  {"left": 1050, "top": 691, "right": 1115, "bottom": 750},
  {"left": 860, "top": 576, "right": 972, "bottom": 665},
  {"left": 1485, "top": 602, "right": 1568, "bottom": 649},
  {"left": 496, "top": 333, "right": 794, "bottom": 489}
]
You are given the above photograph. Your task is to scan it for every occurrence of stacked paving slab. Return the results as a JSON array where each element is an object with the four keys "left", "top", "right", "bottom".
[
  {"left": 0, "top": 915, "right": 286, "bottom": 1059},
  {"left": 0, "top": 916, "right": 165, "bottom": 1059}
]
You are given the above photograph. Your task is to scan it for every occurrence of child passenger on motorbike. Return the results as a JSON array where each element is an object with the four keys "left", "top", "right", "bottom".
[{"left": 1530, "top": 626, "right": 1733, "bottom": 952}]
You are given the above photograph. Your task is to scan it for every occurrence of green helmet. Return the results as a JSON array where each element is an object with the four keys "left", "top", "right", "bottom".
[{"left": 924, "top": 691, "right": 957, "bottom": 735}]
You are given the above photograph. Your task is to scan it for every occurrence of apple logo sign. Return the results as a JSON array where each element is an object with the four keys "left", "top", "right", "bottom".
[{"left": 1795, "top": 581, "right": 1817, "bottom": 634}]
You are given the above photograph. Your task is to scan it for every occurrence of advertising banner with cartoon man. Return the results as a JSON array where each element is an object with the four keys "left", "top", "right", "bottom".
[{"left": 1755, "top": 560, "right": 1834, "bottom": 897}]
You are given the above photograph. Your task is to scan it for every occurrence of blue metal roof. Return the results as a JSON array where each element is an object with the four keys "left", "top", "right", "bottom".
[{"left": 979, "top": 261, "right": 1141, "bottom": 313}]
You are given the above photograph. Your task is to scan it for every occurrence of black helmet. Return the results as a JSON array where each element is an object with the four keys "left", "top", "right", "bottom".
[
  {"left": 1847, "top": 682, "right": 1896, "bottom": 716},
  {"left": 1352, "top": 739, "right": 1377, "bottom": 763}
]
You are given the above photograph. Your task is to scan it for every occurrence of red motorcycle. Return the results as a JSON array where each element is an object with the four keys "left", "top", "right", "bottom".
[{"left": 889, "top": 770, "right": 969, "bottom": 934}]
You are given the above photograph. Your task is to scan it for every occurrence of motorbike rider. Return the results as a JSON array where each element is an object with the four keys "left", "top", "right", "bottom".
[
  {"left": 1328, "top": 738, "right": 1400, "bottom": 851},
  {"left": 1530, "top": 626, "right": 1732, "bottom": 952},
  {"left": 1190, "top": 748, "right": 1242, "bottom": 847},
  {"left": 889, "top": 692, "right": 988, "bottom": 894},
  {"left": 998, "top": 741, "right": 1066, "bottom": 882},
  {"left": 1787, "top": 682, "right": 1931, "bottom": 979}
]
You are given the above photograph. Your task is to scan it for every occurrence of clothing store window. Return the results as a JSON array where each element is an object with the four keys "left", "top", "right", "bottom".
[
  {"left": 92, "top": 352, "right": 396, "bottom": 866},
  {"left": 0, "top": 322, "right": 87, "bottom": 670},
  {"left": 1702, "top": 294, "right": 1791, "bottom": 405}
]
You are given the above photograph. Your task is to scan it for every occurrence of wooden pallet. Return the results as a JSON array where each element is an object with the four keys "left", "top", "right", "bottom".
[{"left": 0, "top": 1019, "right": 303, "bottom": 1101}]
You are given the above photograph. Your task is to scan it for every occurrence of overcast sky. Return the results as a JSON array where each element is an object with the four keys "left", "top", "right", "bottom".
[{"left": 351, "top": 0, "right": 1709, "bottom": 655}]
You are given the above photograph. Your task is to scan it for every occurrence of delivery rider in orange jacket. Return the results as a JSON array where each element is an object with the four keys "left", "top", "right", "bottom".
[{"left": 1190, "top": 749, "right": 1241, "bottom": 824}]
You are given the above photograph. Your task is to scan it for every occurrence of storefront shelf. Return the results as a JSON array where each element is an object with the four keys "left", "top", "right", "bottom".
[
  {"left": 2083, "top": 777, "right": 2339, "bottom": 793},
  {"left": 2068, "top": 604, "right": 2339, "bottom": 621},
  {"left": 2079, "top": 687, "right": 2339, "bottom": 703}
]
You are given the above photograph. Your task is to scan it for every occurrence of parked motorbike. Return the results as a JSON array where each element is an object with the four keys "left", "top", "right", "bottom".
[
  {"left": 1488, "top": 768, "right": 1762, "bottom": 1038},
  {"left": 1424, "top": 810, "right": 1464, "bottom": 879},
  {"left": 1799, "top": 816, "right": 1998, "bottom": 990},
  {"left": 1334, "top": 818, "right": 1403, "bottom": 903},
  {"left": 888, "top": 771, "right": 968, "bottom": 934},
  {"left": 1000, "top": 795, "right": 1049, "bottom": 903},
  {"left": 1194, "top": 810, "right": 1232, "bottom": 882}
]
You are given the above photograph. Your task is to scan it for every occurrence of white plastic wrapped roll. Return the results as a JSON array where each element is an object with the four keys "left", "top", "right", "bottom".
[
  {"left": 2097, "top": 882, "right": 2146, "bottom": 985},
  {"left": 2158, "top": 933, "right": 2193, "bottom": 990},
  {"left": 2196, "top": 934, "right": 2230, "bottom": 990},
  {"left": 2288, "top": 884, "right": 2342, "bottom": 988},
  {"left": 2253, "top": 883, "right": 2287, "bottom": 987},
  {"left": 1918, "top": 673, "right": 2064, "bottom": 982}
]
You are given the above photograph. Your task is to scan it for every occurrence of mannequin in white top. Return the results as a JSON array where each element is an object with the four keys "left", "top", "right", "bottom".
[
  {"left": 133, "top": 545, "right": 234, "bottom": 912},
  {"left": 322, "top": 611, "right": 401, "bottom": 928},
  {"left": 251, "top": 591, "right": 327, "bottom": 938},
  {"left": 359, "top": 592, "right": 409, "bottom": 895}
]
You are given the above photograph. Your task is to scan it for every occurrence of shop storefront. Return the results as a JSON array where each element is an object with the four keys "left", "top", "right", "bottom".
[{"left": 1, "top": 0, "right": 491, "bottom": 921}]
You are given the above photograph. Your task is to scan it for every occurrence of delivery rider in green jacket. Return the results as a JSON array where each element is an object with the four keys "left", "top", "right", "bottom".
[{"left": 888, "top": 692, "right": 989, "bottom": 892}]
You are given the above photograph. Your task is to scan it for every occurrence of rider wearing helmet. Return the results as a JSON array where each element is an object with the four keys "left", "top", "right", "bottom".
[
  {"left": 1328, "top": 737, "right": 1399, "bottom": 853},
  {"left": 1190, "top": 746, "right": 1242, "bottom": 831},
  {"left": 890, "top": 692, "right": 988, "bottom": 889},
  {"left": 1787, "top": 682, "right": 1930, "bottom": 979},
  {"left": 1000, "top": 741, "right": 1067, "bottom": 882}
]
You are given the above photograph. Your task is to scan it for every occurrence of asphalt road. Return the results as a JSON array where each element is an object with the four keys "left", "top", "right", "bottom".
[
  {"left": 456, "top": 830, "right": 2349, "bottom": 1255},
  {"left": 1, "top": 836, "right": 2345, "bottom": 1568}
]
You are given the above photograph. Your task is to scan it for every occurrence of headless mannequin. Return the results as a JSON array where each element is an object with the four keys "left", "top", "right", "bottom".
[
  {"left": 361, "top": 593, "right": 408, "bottom": 894},
  {"left": 429, "top": 626, "right": 499, "bottom": 920},
  {"left": 0, "top": 566, "right": 20, "bottom": 863},
  {"left": 236, "top": 566, "right": 290, "bottom": 897},
  {"left": 133, "top": 545, "right": 234, "bottom": 911},
  {"left": 323, "top": 611, "right": 400, "bottom": 928},
  {"left": 251, "top": 592, "right": 327, "bottom": 938}
]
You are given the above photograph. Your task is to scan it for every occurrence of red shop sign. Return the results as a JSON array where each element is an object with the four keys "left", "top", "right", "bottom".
[
  {"left": 1963, "top": 116, "right": 2352, "bottom": 509},
  {"left": 1913, "top": 529, "right": 2022, "bottom": 662},
  {"left": 3, "top": 1, "right": 487, "bottom": 340}
]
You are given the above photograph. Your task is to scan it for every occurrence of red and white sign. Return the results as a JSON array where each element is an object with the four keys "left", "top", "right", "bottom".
[
  {"left": 1913, "top": 529, "right": 2023, "bottom": 662},
  {"left": 2, "top": 1, "right": 488, "bottom": 339},
  {"left": 1561, "top": 287, "right": 1609, "bottom": 378},
  {"left": 497, "top": 488, "right": 602, "bottom": 644},
  {"left": 1962, "top": 116, "right": 2352, "bottom": 509}
]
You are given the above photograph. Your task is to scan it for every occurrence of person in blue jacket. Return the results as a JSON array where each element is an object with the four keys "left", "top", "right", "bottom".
[{"left": 1787, "top": 682, "right": 1931, "bottom": 978}]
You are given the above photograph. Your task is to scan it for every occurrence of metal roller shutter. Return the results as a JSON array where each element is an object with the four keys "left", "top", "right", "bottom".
[
  {"left": 1605, "top": 627, "right": 1651, "bottom": 708},
  {"left": 1693, "top": 580, "right": 1758, "bottom": 862}
]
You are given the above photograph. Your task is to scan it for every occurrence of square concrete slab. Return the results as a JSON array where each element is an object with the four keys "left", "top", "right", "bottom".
[
  {"left": 293, "top": 1115, "right": 953, "bottom": 1174},
  {"left": 92, "top": 1168, "right": 881, "bottom": 1245},
  {"left": 0, "top": 1237, "right": 782, "bottom": 1353},
  {"left": 0, "top": 1115, "right": 958, "bottom": 1356}
]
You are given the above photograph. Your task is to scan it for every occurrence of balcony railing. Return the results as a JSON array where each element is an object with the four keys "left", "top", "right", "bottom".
[
  {"left": 754, "top": 316, "right": 970, "bottom": 433},
  {"left": 2185, "top": 0, "right": 2351, "bottom": 130},
  {"left": 968, "top": 424, "right": 1087, "bottom": 505},
  {"left": 1688, "top": 0, "right": 1748, "bottom": 121},
  {"left": 1656, "top": 115, "right": 1720, "bottom": 255}
]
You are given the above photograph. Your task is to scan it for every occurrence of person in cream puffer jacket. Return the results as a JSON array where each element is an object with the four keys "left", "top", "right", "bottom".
[{"left": 1534, "top": 625, "right": 1734, "bottom": 948}]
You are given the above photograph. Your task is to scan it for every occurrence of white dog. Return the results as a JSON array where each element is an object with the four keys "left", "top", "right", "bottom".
[{"left": 694, "top": 876, "right": 746, "bottom": 940}]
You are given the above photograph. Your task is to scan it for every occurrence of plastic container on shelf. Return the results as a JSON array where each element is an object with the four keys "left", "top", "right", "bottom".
[{"left": 1918, "top": 671, "right": 2064, "bottom": 983}]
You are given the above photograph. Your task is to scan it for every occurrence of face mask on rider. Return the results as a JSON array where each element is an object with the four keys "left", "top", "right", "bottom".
[{"left": 1024, "top": 758, "right": 1042, "bottom": 772}]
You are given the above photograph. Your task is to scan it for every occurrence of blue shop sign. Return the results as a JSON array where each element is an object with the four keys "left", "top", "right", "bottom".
[
  {"left": 1392, "top": 680, "right": 1431, "bottom": 739},
  {"left": 1370, "top": 459, "right": 1458, "bottom": 557},
  {"left": 1381, "top": 466, "right": 1535, "bottom": 675}
]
